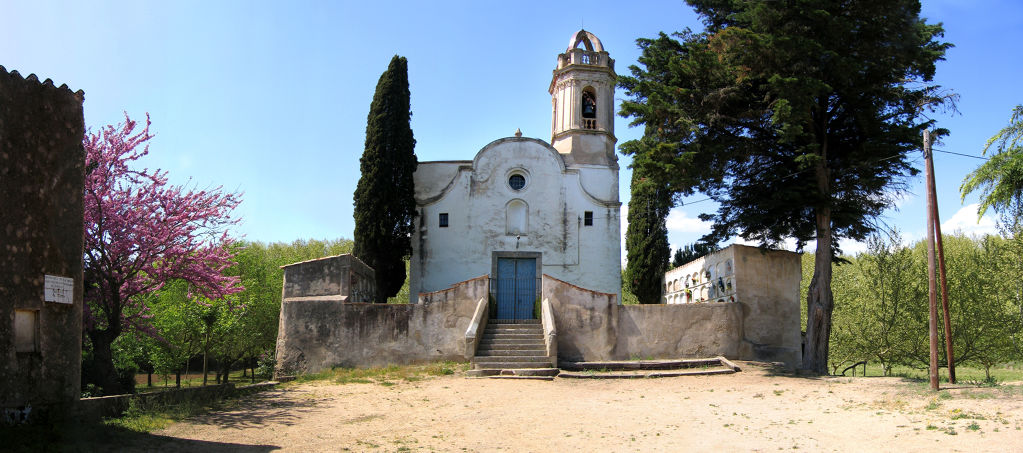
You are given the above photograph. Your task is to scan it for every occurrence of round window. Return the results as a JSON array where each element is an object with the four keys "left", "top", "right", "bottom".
[{"left": 508, "top": 174, "right": 526, "bottom": 190}]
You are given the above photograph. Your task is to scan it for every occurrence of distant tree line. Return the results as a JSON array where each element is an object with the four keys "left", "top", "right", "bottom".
[
  {"left": 92, "top": 238, "right": 359, "bottom": 393},
  {"left": 811, "top": 228, "right": 1023, "bottom": 379}
]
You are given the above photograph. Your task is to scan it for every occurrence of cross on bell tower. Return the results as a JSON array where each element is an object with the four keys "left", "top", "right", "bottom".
[{"left": 549, "top": 30, "right": 617, "bottom": 166}]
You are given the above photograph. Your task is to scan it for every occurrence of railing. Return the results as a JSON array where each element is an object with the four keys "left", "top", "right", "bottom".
[
  {"left": 557, "top": 50, "right": 613, "bottom": 70},
  {"left": 464, "top": 296, "right": 489, "bottom": 359},
  {"left": 541, "top": 298, "right": 558, "bottom": 368},
  {"left": 582, "top": 118, "right": 597, "bottom": 130}
]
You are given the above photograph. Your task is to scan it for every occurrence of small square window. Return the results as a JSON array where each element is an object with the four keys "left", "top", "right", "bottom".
[
  {"left": 15, "top": 309, "right": 39, "bottom": 353},
  {"left": 439, "top": 213, "right": 449, "bottom": 228},
  {"left": 584, "top": 211, "right": 593, "bottom": 226}
]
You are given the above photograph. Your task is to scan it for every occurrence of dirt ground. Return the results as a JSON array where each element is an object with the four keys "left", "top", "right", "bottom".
[{"left": 124, "top": 362, "right": 1022, "bottom": 452}]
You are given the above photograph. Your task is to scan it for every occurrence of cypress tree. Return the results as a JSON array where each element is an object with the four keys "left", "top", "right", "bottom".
[
  {"left": 624, "top": 168, "right": 672, "bottom": 304},
  {"left": 353, "top": 55, "right": 418, "bottom": 303}
]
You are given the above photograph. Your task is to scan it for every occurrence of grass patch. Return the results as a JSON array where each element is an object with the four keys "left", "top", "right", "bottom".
[
  {"left": 289, "top": 362, "right": 468, "bottom": 387},
  {"left": 860, "top": 363, "right": 1023, "bottom": 382},
  {"left": 107, "top": 391, "right": 244, "bottom": 433},
  {"left": 133, "top": 369, "right": 270, "bottom": 393}
]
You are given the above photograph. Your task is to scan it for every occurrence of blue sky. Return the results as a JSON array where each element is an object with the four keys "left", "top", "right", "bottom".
[{"left": 3, "top": 0, "right": 1021, "bottom": 257}]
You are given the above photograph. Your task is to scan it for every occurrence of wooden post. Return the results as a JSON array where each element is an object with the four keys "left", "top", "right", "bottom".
[
  {"left": 923, "top": 129, "right": 957, "bottom": 384},
  {"left": 923, "top": 129, "right": 940, "bottom": 391}
]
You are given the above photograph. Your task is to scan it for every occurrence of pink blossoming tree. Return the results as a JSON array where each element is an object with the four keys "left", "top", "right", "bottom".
[{"left": 83, "top": 113, "right": 242, "bottom": 394}]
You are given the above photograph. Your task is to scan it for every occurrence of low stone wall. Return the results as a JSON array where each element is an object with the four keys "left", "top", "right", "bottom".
[
  {"left": 275, "top": 276, "right": 488, "bottom": 377},
  {"left": 543, "top": 274, "right": 796, "bottom": 366},
  {"left": 616, "top": 303, "right": 742, "bottom": 360},
  {"left": 542, "top": 275, "right": 618, "bottom": 361},
  {"left": 76, "top": 382, "right": 278, "bottom": 420}
]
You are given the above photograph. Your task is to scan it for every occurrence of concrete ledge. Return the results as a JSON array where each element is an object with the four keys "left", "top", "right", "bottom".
[
  {"left": 559, "top": 357, "right": 727, "bottom": 371},
  {"left": 77, "top": 381, "right": 279, "bottom": 420},
  {"left": 558, "top": 368, "right": 736, "bottom": 379}
]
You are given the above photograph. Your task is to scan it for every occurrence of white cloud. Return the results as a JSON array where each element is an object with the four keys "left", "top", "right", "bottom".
[
  {"left": 665, "top": 207, "right": 712, "bottom": 233},
  {"left": 941, "top": 203, "right": 998, "bottom": 237},
  {"left": 838, "top": 238, "right": 868, "bottom": 256}
]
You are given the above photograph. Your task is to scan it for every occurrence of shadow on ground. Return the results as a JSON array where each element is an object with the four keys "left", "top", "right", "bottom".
[
  {"left": 0, "top": 390, "right": 336, "bottom": 452},
  {"left": 183, "top": 389, "right": 322, "bottom": 429},
  {"left": 0, "top": 420, "right": 280, "bottom": 452}
]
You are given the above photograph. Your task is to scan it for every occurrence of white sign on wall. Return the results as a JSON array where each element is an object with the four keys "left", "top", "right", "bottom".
[{"left": 44, "top": 274, "right": 74, "bottom": 304}]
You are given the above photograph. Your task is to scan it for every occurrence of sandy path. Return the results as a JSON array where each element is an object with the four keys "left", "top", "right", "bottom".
[{"left": 129, "top": 363, "right": 1023, "bottom": 452}]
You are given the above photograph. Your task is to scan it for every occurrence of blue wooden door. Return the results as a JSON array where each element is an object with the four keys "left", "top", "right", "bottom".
[{"left": 496, "top": 258, "right": 536, "bottom": 320}]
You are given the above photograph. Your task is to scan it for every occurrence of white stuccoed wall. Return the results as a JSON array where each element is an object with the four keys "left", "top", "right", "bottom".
[{"left": 409, "top": 136, "right": 621, "bottom": 303}]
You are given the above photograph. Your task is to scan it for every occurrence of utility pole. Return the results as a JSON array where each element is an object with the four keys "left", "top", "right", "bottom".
[
  {"left": 923, "top": 129, "right": 957, "bottom": 388},
  {"left": 924, "top": 129, "right": 940, "bottom": 390},
  {"left": 929, "top": 166, "right": 957, "bottom": 385}
]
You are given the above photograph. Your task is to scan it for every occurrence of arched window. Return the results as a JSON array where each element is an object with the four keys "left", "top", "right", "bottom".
[
  {"left": 506, "top": 199, "right": 528, "bottom": 235},
  {"left": 581, "top": 88, "right": 597, "bottom": 122}
]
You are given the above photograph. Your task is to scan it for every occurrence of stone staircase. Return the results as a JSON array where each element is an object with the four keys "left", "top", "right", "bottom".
[{"left": 467, "top": 320, "right": 559, "bottom": 378}]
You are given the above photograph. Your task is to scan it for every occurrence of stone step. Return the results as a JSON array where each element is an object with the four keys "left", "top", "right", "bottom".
[
  {"left": 482, "top": 333, "right": 544, "bottom": 340},
  {"left": 478, "top": 341, "right": 546, "bottom": 348},
  {"left": 487, "top": 319, "right": 540, "bottom": 325},
  {"left": 473, "top": 355, "right": 550, "bottom": 363},
  {"left": 474, "top": 349, "right": 547, "bottom": 357},
  {"left": 484, "top": 326, "right": 543, "bottom": 334},
  {"left": 466, "top": 368, "right": 560, "bottom": 378},
  {"left": 476, "top": 343, "right": 545, "bottom": 351},
  {"left": 472, "top": 360, "right": 553, "bottom": 369}
]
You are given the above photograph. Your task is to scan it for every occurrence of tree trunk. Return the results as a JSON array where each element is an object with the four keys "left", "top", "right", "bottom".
[
  {"left": 147, "top": 370, "right": 152, "bottom": 387},
  {"left": 175, "top": 369, "right": 181, "bottom": 388},
  {"left": 87, "top": 328, "right": 126, "bottom": 395},
  {"left": 222, "top": 360, "right": 231, "bottom": 384},
  {"left": 202, "top": 344, "right": 209, "bottom": 386},
  {"left": 803, "top": 146, "right": 835, "bottom": 375}
]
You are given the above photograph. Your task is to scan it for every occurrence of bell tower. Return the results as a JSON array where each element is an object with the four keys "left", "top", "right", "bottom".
[{"left": 549, "top": 30, "right": 617, "bottom": 166}]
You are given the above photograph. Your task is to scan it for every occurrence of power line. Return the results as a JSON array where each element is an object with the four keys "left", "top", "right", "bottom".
[{"left": 932, "top": 148, "right": 989, "bottom": 160}]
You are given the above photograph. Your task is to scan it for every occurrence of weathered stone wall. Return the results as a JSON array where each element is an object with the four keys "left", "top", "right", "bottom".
[
  {"left": 0, "top": 67, "right": 85, "bottom": 423},
  {"left": 544, "top": 268, "right": 797, "bottom": 367},
  {"left": 543, "top": 275, "right": 743, "bottom": 362},
  {"left": 616, "top": 303, "right": 742, "bottom": 360},
  {"left": 275, "top": 275, "right": 487, "bottom": 376},
  {"left": 542, "top": 274, "right": 618, "bottom": 361},
  {"left": 733, "top": 245, "right": 802, "bottom": 367},
  {"left": 281, "top": 254, "right": 374, "bottom": 302}
]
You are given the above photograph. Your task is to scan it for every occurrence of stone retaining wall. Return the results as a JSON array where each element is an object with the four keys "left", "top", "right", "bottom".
[
  {"left": 543, "top": 274, "right": 798, "bottom": 367},
  {"left": 275, "top": 276, "right": 488, "bottom": 376},
  {"left": 77, "top": 382, "right": 278, "bottom": 420}
]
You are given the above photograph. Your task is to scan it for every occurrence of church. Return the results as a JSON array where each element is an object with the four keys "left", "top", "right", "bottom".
[
  {"left": 408, "top": 30, "right": 622, "bottom": 311},
  {"left": 274, "top": 30, "right": 801, "bottom": 377}
]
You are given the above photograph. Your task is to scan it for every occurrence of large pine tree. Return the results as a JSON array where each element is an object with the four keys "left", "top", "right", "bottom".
[
  {"left": 353, "top": 55, "right": 418, "bottom": 303},
  {"left": 619, "top": 1, "right": 951, "bottom": 373},
  {"left": 624, "top": 168, "right": 672, "bottom": 304}
]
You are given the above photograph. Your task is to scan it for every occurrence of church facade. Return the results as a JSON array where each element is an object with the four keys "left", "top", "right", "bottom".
[{"left": 407, "top": 30, "right": 622, "bottom": 312}]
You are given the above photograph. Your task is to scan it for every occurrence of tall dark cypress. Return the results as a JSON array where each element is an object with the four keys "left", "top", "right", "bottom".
[
  {"left": 353, "top": 55, "right": 418, "bottom": 303},
  {"left": 624, "top": 168, "right": 672, "bottom": 304}
]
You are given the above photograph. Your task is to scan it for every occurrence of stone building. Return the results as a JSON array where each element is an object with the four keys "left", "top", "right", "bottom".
[
  {"left": 408, "top": 30, "right": 622, "bottom": 314},
  {"left": 662, "top": 245, "right": 803, "bottom": 366},
  {"left": 0, "top": 66, "right": 86, "bottom": 424}
]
